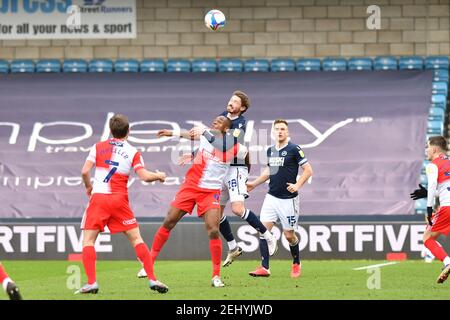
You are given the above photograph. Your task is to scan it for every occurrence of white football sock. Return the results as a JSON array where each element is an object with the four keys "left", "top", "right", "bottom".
[
  {"left": 228, "top": 240, "right": 237, "bottom": 251},
  {"left": 443, "top": 256, "right": 450, "bottom": 266}
]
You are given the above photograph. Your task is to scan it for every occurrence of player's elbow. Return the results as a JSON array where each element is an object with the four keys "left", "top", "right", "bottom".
[{"left": 81, "top": 169, "right": 90, "bottom": 178}]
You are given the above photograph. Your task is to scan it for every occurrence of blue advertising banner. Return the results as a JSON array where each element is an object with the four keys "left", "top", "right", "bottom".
[{"left": 0, "top": 71, "right": 432, "bottom": 218}]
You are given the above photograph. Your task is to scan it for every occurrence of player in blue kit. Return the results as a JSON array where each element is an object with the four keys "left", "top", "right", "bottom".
[
  {"left": 210, "top": 91, "right": 277, "bottom": 267},
  {"left": 246, "top": 119, "right": 313, "bottom": 278}
]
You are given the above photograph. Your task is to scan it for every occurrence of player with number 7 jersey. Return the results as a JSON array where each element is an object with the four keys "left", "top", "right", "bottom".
[{"left": 78, "top": 114, "right": 169, "bottom": 295}]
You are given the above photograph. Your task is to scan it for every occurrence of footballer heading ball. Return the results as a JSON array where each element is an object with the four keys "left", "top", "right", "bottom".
[{"left": 204, "top": 9, "right": 226, "bottom": 31}]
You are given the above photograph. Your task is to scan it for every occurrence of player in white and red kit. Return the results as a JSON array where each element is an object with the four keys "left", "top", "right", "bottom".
[
  {"left": 0, "top": 262, "right": 21, "bottom": 300},
  {"left": 77, "top": 114, "right": 169, "bottom": 294},
  {"left": 149, "top": 115, "right": 247, "bottom": 288},
  {"left": 411, "top": 136, "right": 450, "bottom": 283}
]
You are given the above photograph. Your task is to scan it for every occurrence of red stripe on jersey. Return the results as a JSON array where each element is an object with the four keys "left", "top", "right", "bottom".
[
  {"left": 109, "top": 172, "right": 129, "bottom": 193},
  {"left": 185, "top": 150, "right": 208, "bottom": 186},
  {"left": 433, "top": 155, "right": 450, "bottom": 184},
  {"left": 212, "top": 144, "right": 239, "bottom": 163},
  {"left": 95, "top": 140, "right": 114, "bottom": 169},
  {"left": 132, "top": 151, "right": 144, "bottom": 172}
]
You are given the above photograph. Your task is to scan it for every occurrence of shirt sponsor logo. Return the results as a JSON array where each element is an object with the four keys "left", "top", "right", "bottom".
[{"left": 269, "top": 157, "right": 285, "bottom": 167}]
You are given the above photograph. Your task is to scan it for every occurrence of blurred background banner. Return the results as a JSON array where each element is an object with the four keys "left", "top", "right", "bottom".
[
  {"left": 0, "top": 0, "right": 136, "bottom": 39},
  {"left": 0, "top": 71, "right": 431, "bottom": 219}
]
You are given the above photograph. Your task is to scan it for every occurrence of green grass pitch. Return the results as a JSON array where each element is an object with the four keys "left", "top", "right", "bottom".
[{"left": 2, "top": 260, "right": 450, "bottom": 300}]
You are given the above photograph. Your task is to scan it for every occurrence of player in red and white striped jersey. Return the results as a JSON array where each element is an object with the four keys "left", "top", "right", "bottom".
[
  {"left": 149, "top": 115, "right": 246, "bottom": 288},
  {"left": 411, "top": 136, "right": 450, "bottom": 284},
  {"left": 77, "top": 114, "right": 169, "bottom": 294}
]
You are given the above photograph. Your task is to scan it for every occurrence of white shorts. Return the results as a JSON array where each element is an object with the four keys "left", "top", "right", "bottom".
[
  {"left": 260, "top": 193, "right": 300, "bottom": 231},
  {"left": 220, "top": 166, "right": 249, "bottom": 206}
]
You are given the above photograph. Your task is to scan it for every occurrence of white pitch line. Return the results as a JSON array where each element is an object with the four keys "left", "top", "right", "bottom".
[{"left": 352, "top": 262, "right": 399, "bottom": 270}]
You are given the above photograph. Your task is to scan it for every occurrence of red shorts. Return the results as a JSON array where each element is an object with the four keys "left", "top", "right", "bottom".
[
  {"left": 81, "top": 193, "right": 138, "bottom": 234},
  {"left": 171, "top": 183, "right": 220, "bottom": 217},
  {"left": 430, "top": 206, "right": 450, "bottom": 236}
]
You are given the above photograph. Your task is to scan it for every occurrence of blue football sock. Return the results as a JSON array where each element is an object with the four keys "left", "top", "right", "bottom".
[
  {"left": 219, "top": 216, "right": 235, "bottom": 242},
  {"left": 260, "top": 237, "right": 270, "bottom": 269},
  {"left": 289, "top": 239, "right": 300, "bottom": 265},
  {"left": 243, "top": 209, "right": 267, "bottom": 234}
]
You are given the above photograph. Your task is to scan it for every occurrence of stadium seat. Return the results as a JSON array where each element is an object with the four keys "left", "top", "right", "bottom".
[
  {"left": 431, "top": 94, "right": 447, "bottom": 110},
  {"left": 88, "top": 59, "right": 113, "bottom": 73},
  {"left": 167, "top": 59, "right": 191, "bottom": 72},
  {"left": 140, "top": 59, "right": 165, "bottom": 72},
  {"left": 36, "top": 59, "right": 61, "bottom": 73},
  {"left": 427, "top": 120, "right": 444, "bottom": 135},
  {"left": 322, "top": 58, "right": 347, "bottom": 71},
  {"left": 429, "top": 107, "right": 445, "bottom": 122},
  {"left": 219, "top": 59, "right": 243, "bottom": 72},
  {"left": 296, "top": 58, "right": 321, "bottom": 71},
  {"left": 399, "top": 56, "right": 424, "bottom": 70},
  {"left": 374, "top": 56, "right": 398, "bottom": 70},
  {"left": 432, "top": 82, "right": 448, "bottom": 96},
  {"left": 63, "top": 59, "right": 88, "bottom": 73},
  {"left": 244, "top": 59, "right": 270, "bottom": 72},
  {"left": 192, "top": 59, "right": 217, "bottom": 72},
  {"left": 433, "top": 69, "right": 449, "bottom": 83},
  {"left": 415, "top": 198, "right": 427, "bottom": 214},
  {"left": 114, "top": 59, "right": 139, "bottom": 73},
  {"left": 270, "top": 59, "right": 296, "bottom": 72},
  {"left": 425, "top": 56, "right": 449, "bottom": 70},
  {"left": 348, "top": 58, "right": 373, "bottom": 71},
  {"left": 0, "top": 60, "right": 9, "bottom": 73},
  {"left": 11, "top": 59, "right": 35, "bottom": 73}
]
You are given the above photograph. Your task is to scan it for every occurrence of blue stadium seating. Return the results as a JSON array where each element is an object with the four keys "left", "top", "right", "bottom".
[
  {"left": 399, "top": 56, "right": 424, "bottom": 70},
  {"left": 270, "top": 59, "right": 295, "bottom": 72},
  {"left": 36, "top": 59, "right": 61, "bottom": 73},
  {"left": 433, "top": 69, "right": 449, "bottom": 83},
  {"left": 432, "top": 82, "right": 448, "bottom": 96},
  {"left": 219, "top": 59, "right": 243, "bottom": 72},
  {"left": 192, "top": 59, "right": 217, "bottom": 72},
  {"left": 429, "top": 107, "right": 445, "bottom": 122},
  {"left": 420, "top": 174, "right": 427, "bottom": 187},
  {"left": 296, "top": 58, "right": 321, "bottom": 71},
  {"left": 140, "top": 59, "right": 165, "bottom": 72},
  {"left": 425, "top": 56, "right": 449, "bottom": 70},
  {"left": 11, "top": 60, "right": 35, "bottom": 73},
  {"left": 63, "top": 59, "right": 88, "bottom": 73},
  {"left": 348, "top": 57, "right": 372, "bottom": 71},
  {"left": 89, "top": 59, "right": 113, "bottom": 73},
  {"left": 115, "top": 59, "right": 139, "bottom": 72},
  {"left": 427, "top": 120, "right": 444, "bottom": 135},
  {"left": 244, "top": 59, "right": 270, "bottom": 72},
  {"left": 167, "top": 59, "right": 191, "bottom": 72},
  {"left": 322, "top": 58, "right": 347, "bottom": 71},
  {"left": 415, "top": 198, "right": 427, "bottom": 214},
  {"left": 374, "top": 56, "right": 398, "bottom": 70},
  {"left": 431, "top": 94, "right": 447, "bottom": 110},
  {"left": 0, "top": 60, "right": 9, "bottom": 73}
]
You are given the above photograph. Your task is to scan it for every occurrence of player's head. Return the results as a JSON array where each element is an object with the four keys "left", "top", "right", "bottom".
[
  {"left": 427, "top": 136, "right": 447, "bottom": 160},
  {"left": 212, "top": 115, "right": 232, "bottom": 133},
  {"left": 273, "top": 119, "right": 289, "bottom": 144},
  {"left": 227, "top": 90, "right": 250, "bottom": 115},
  {"left": 109, "top": 114, "right": 130, "bottom": 139}
]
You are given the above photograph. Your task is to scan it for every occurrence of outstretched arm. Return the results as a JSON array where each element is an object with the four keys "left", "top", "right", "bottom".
[
  {"left": 137, "top": 169, "right": 166, "bottom": 183},
  {"left": 157, "top": 129, "right": 194, "bottom": 140},
  {"left": 246, "top": 167, "right": 271, "bottom": 192}
]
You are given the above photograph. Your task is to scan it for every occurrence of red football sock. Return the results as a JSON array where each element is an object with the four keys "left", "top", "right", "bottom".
[
  {"left": 209, "top": 238, "right": 222, "bottom": 278},
  {"left": 151, "top": 226, "right": 171, "bottom": 262},
  {"left": 135, "top": 243, "right": 156, "bottom": 281},
  {"left": 0, "top": 265, "right": 9, "bottom": 283},
  {"left": 82, "top": 246, "right": 97, "bottom": 285},
  {"left": 425, "top": 238, "right": 448, "bottom": 262}
]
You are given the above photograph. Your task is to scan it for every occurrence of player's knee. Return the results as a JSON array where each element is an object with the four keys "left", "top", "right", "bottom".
[
  {"left": 284, "top": 232, "right": 297, "bottom": 244},
  {"left": 231, "top": 203, "right": 245, "bottom": 216},
  {"left": 208, "top": 229, "right": 220, "bottom": 239}
]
